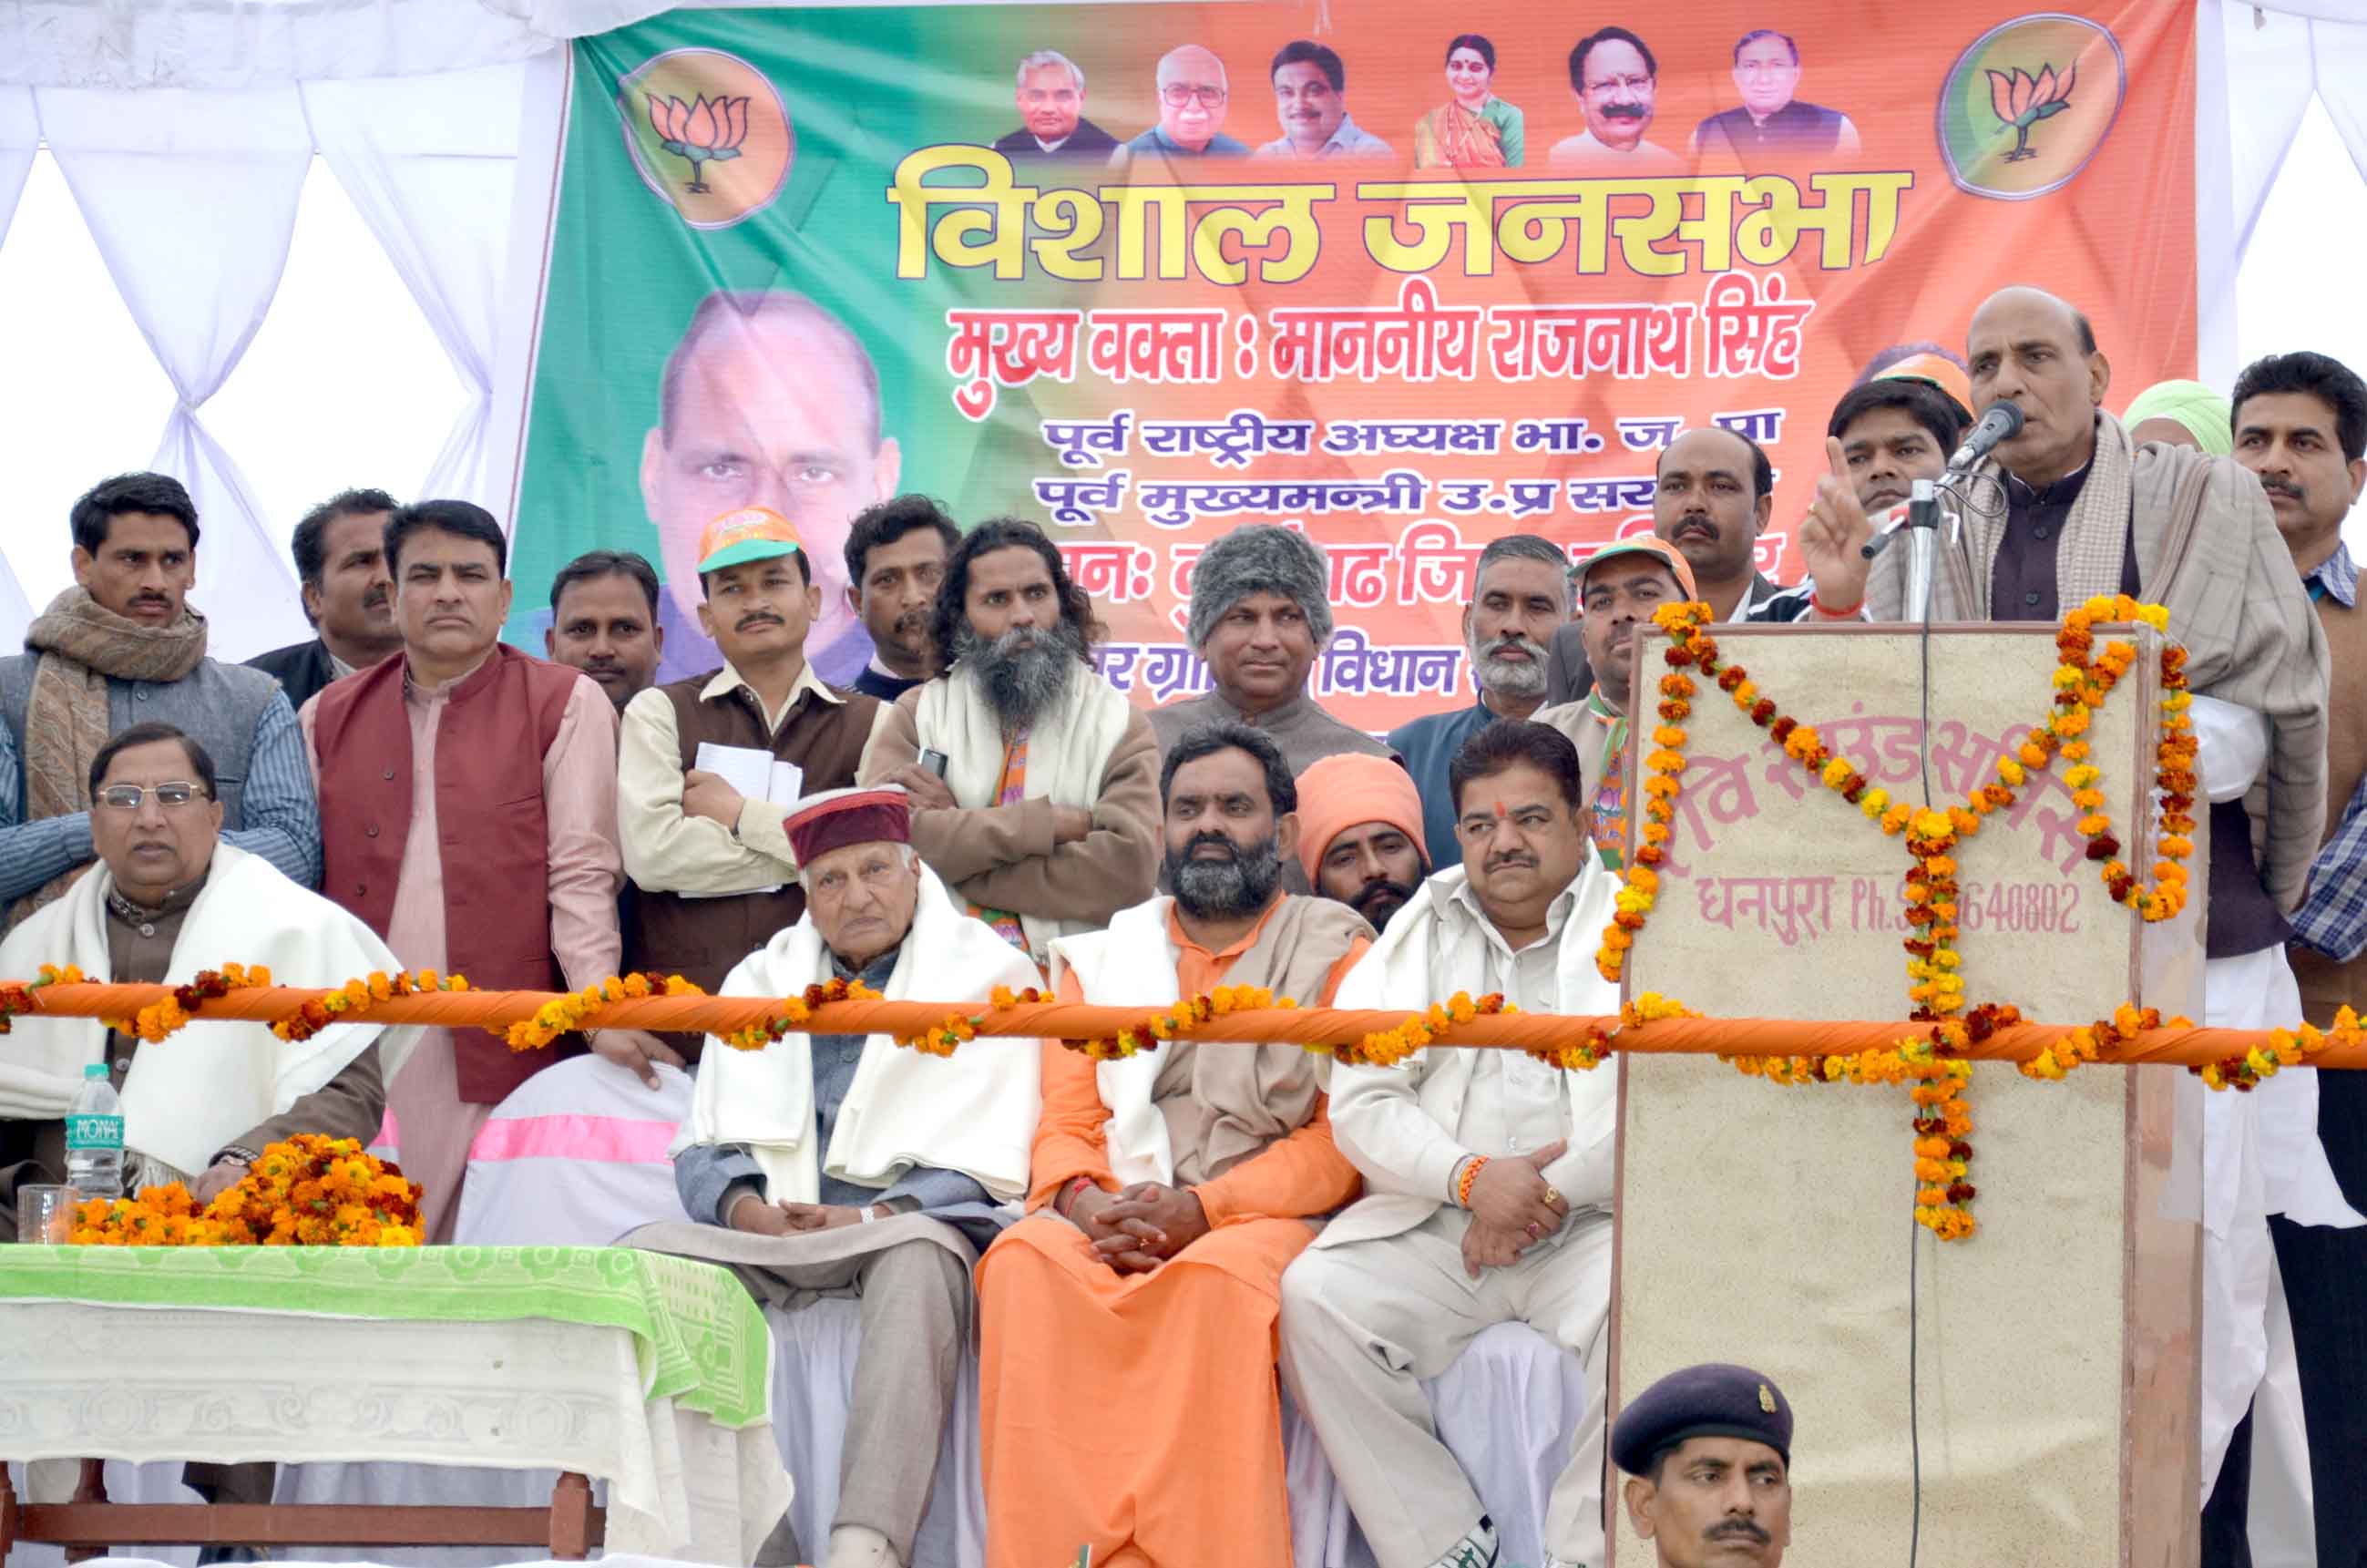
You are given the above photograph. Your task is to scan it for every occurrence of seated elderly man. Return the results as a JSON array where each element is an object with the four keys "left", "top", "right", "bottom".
[
  {"left": 1282, "top": 718, "right": 1620, "bottom": 1568},
  {"left": 974, "top": 721, "right": 1373, "bottom": 1568},
  {"left": 628, "top": 786, "right": 1040, "bottom": 1568},
  {"left": 0, "top": 721, "right": 407, "bottom": 1233}
]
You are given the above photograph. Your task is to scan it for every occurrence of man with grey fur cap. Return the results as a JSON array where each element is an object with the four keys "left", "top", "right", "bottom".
[{"left": 1148, "top": 524, "right": 1399, "bottom": 790}]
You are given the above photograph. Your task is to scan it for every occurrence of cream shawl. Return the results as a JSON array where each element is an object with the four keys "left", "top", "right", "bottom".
[
  {"left": 911, "top": 662, "right": 1135, "bottom": 959},
  {"left": 676, "top": 863, "right": 1043, "bottom": 1204},
  {"left": 0, "top": 843, "right": 415, "bottom": 1178},
  {"left": 1050, "top": 893, "right": 1370, "bottom": 1186}
]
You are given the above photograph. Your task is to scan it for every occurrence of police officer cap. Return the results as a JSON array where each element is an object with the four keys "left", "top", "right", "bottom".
[{"left": 1612, "top": 1362, "right": 1794, "bottom": 1476}]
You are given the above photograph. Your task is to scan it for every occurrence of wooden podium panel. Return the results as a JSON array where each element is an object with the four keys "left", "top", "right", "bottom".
[{"left": 1613, "top": 623, "right": 2199, "bottom": 1567}]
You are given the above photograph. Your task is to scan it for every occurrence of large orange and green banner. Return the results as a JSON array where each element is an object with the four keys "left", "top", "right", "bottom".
[{"left": 505, "top": 2, "right": 2197, "bottom": 731}]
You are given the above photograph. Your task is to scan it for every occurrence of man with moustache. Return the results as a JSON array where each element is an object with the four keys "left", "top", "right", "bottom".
[
  {"left": 1537, "top": 538, "right": 1697, "bottom": 873},
  {"left": 1282, "top": 719, "right": 1622, "bottom": 1568},
  {"left": 1298, "top": 751, "right": 1431, "bottom": 934},
  {"left": 545, "top": 549, "right": 665, "bottom": 712},
  {"left": 841, "top": 496, "right": 957, "bottom": 704},
  {"left": 628, "top": 289, "right": 901, "bottom": 687},
  {"left": 1115, "top": 45, "right": 1250, "bottom": 162},
  {"left": 860, "top": 518, "right": 1160, "bottom": 967},
  {"left": 1, "top": 471, "right": 319, "bottom": 927},
  {"left": 302, "top": 500, "right": 642, "bottom": 1241},
  {"left": 619, "top": 508, "right": 881, "bottom": 1008},
  {"left": 974, "top": 721, "right": 1371, "bottom": 1568},
  {"left": 991, "top": 49, "right": 1118, "bottom": 159},
  {"left": 1256, "top": 39, "right": 1393, "bottom": 159},
  {"left": 1798, "top": 295, "right": 2343, "bottom": 1553},
  {"left": 250, "top": 487, "right": 403, "bottom": 709},
  {"left": 1150, "top": 524, "right": 1397, "bottom": 785},
  {"left": 1544, "top": 426, "right": 1800, "bottom": 708},
  {"left": 1392, "top": 535, "right": 1572, "bottom": 864},
  {"left": 2231, "top": 350, "right": 2367, "bottom": 1566},
  {"left": 1614, "top": 1363, "right": 1795, "bottom": 1567},
  {"left": 1550, "top": 27, "right": 1685, "bottom": 172}
]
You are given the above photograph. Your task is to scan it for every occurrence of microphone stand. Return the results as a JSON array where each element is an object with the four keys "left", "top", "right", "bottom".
[{"left": 1904, "top": 477, "right": 1941, "bottom": 626}]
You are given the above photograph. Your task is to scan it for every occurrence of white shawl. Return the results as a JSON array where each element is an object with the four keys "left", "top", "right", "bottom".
[
  {"left": 1318, "top": 860, "right": 1622, "bottom": 1249},
  {"left": 912, "top": 662, "right": 1134, "bottom": 959},
  {"left": 0, "top": 842, "right": 417, "bottom": 1178},
  {"left": 676, "top": 863, "right": 1042, "bottom": 1204}
]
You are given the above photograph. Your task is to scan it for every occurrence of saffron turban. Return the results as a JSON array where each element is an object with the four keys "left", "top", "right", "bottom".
[{"left": 1293, "top": 753, "right": 1428, "bottom": 886}]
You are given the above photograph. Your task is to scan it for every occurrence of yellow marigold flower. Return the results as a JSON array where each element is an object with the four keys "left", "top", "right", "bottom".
[
  {"left": 2075, "top": 813, "right": 2110, "bottom": 835},
  {"left": 1819, "top": 757, "right": 1851, "bottom": 789},
  {"left": 2018, "top": 742, "right": 2049, "bottom": 768}
]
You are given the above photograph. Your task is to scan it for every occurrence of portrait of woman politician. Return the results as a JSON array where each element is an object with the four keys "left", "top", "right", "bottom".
[{"left": 1413, "top": 34, "right": 1524, "bottom": 169}]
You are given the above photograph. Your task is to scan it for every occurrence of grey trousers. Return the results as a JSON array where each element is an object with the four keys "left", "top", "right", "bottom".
[
  {"left": 1280, "top": 1206, "right": 1614, "bottom": 1568},
  {"left": 631, "top": 1220, "right": 973, "bottom": 1568}
]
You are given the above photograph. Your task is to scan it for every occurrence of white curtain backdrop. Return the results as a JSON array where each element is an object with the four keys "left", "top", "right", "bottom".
[
  {"left": 1, "top": 0, "right": 2365, "bottom": 662},
  {"left": 304, "top": 65, "right": 524, "bottom": 505},
  {"left": 38, "top": 86, "right": 315, "bottom": 658},
  {"left": 0, "top": 87, "right": 36, "bottom": 637}
]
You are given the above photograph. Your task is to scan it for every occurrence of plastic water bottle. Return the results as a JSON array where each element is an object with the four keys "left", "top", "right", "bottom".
[{"left": 65, "top": 1061, "right": 124, "bottom": 1200}]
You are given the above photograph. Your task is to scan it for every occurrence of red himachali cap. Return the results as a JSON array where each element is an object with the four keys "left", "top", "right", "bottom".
[{"left": 783, "top": 786, "right": 912, "bottom": 866}]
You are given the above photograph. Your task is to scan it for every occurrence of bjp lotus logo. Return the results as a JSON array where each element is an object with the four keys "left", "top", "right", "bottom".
[
  {"left": 1939, "top": 15, "right": 2126, "bottom": 200},
  {"left": 647, "top": 93, "right": 749, "bottom": 194},
  {"left": 620, "top": 49, "right": 792, "bottom": 230},
  {"left": 1987, "top": 63, "right": 2075, "bottom": 162}
]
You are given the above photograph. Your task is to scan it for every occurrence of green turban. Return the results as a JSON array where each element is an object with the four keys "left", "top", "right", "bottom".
[{"left": 2123, "top": 380, "right": 2233, "bottom": 456}]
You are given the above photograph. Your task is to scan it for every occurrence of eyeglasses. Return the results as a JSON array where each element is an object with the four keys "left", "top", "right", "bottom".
[
  {"left": 96, "top": 781, "right": 210, "bottom": 812},
  {"left": 1161, "top": 84, "right": 1226, "bottom": 108},
  {"left": 1586, "top": 75, "right": 1655, "bottom": 95}
]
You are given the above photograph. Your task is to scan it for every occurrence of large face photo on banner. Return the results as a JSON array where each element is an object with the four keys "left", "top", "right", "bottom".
[{"left": 503, "top": 3, "right": 2193, "bottom": 727}]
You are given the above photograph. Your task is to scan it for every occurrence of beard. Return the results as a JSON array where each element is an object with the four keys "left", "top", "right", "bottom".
[
  {"left": 956, "top": 616, "right": 1084, "bottom": 730},
  {"left": 1470, "top": 632, "right": 1549, "bottom": 701},
  {"left": 1347, "top": 875, "right": 1420, "bottom": 931},
  {"left": 1165, "top": 831, "right": 1286, "bottom": 920}
]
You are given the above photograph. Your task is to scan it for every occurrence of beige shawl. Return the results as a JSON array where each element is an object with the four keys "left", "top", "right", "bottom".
[{"left": 1867, "top": 409, "right": 2329, "bottom": 907}]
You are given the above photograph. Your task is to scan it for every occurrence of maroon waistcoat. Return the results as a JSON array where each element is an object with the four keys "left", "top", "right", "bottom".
[{"left": 314, "top": 644, "right": 583, "bottom": 1103}]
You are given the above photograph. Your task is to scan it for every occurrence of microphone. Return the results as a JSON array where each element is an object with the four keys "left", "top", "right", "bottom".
[{"left": 1945, "top": 402, "right": 2024, "bottom": 472}]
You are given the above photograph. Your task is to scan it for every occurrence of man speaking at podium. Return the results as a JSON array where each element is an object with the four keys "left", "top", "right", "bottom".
[{"left": 1796, "top": 285, "right": 2347, "bottom": 1547}]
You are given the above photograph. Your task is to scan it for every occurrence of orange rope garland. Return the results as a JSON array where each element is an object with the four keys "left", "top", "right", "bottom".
[{"left": 18, "top": 980, "right": 2367, "bottom": 1071}]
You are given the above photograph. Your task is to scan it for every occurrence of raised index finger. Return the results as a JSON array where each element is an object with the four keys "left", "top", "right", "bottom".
[{"left": 1826, "top": 435, "right": 1850, "bottom": 484}]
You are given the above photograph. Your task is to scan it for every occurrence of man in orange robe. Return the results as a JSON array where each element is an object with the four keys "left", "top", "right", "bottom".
[{"left": 975, "top": 719, "right": 1375, "bottom": 1566}]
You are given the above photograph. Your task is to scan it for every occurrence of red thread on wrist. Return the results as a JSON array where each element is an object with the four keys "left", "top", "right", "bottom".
[
  {"left": 1456, "top": 1155, "right": 1490, "bottom": 1208},
  {"left": 1811, "top": 589, "right": 1864, "bottom": 619}
]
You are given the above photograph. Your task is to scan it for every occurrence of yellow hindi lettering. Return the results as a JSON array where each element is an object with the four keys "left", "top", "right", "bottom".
[{"left": 886, "top": 145, "right": 1032, "bottom": 280}]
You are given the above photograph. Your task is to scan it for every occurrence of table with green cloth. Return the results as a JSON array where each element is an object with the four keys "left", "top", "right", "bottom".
[{"left": 0, "top": 1245, "right": 791, "bottom": 1564}]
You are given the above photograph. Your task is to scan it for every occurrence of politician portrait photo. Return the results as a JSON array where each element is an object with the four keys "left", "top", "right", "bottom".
[
  {"left": 1255, "top": 40, "right": 1394, "bottom": 160},
  {"left": 992, "top": 49, "right": 1118, "bottom": 159},
  {"left": 1113, "top": 45, "right": 1250, "bottom": 162},
  {"left": 1549, "top": 26, "right": 1686, "bottom": 173},
  {"left": 634, "top": 288, "right": 903, "bottom": 684},
  {"left": 1690, "top": 28, "right": 1862, "bottom": 159}
]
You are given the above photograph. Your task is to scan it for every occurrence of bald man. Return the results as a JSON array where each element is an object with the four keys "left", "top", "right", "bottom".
[
  {"left": 1117, "top": 45, "right": 1250, "bottom": 159},
  {"left": 637, "top": 288, "right": 904, "bottom": 685},
  {"left": 1795, "top": 286, "right": 2340, "bottom": 1552}
]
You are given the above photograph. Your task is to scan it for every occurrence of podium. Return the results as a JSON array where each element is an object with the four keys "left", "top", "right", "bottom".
[{"left": 1611, "top": 622, "right": 2203, "bottom": 1566}]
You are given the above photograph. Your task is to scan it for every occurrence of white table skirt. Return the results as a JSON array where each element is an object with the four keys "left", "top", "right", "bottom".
[{"left": 0, "top": 1303, "right": 789, "bottom": 1566}]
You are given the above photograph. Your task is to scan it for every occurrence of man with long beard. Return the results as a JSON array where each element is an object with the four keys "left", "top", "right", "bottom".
[
  {"left": 1391, "top": 534, "right": 1571, "bottom": 865},
  {"left": 859, "top": 518, "right": 1159, "bottom": 967},
  {"left": 973, "top": 721, "right": 1373, "bottom": 1567}
]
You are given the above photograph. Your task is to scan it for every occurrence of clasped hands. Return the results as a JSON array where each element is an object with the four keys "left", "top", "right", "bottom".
[
  {"left": 1460, "top": 1139, "right": 1571, "bottom": 1279},
  {"left": 729, "top": 1194, "right": 888, "bottom": 1235},
  {"left": 1063, "top": 1180, "right": 1210, "bottom": 1274}
]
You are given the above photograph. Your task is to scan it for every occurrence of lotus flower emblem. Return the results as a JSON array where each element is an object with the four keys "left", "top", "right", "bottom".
[
  {"left": 648, "top": 94, "right": 750, "bottom": 194},
  {"left": 1986, "top": 64, "right": 2075, "bottom": 163}
]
